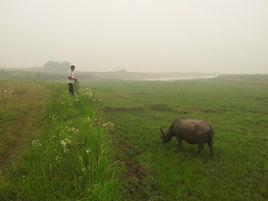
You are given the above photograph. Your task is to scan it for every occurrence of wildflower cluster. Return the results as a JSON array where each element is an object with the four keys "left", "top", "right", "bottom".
[
  {"left": 86, "top": 115, "right": 102, "bottom": 127},
  {"left": 102, "top": 122, "right": 114, "bottom": 128},
  {"left": 74, "top": 94, "right": 80, "bottom": 102},
  {"left": 55, "top": 155, "right": 63, "bottom": 161},
  {"left": 86, "top": 149, "right": 91, "bottom": 154},
  {"left": 32, "top": 139, "right": 42, "bottom": 147},
  {"left": 0, "top": 88, "right": 15, "bottom": 94},
  {"left": 61, "top": 138, "right": 72, "bottom": 153},
  {"left": 84, "top": 88, "right": 99, "bottom": 103},
  {"left": 84, "top": 88, "right": 94, "bottom": 98},
  {"left": 66, "top": 126, "right": 80, "bottom": 135},
  {"left": 102, "top": 122, "right": 115, "bottom": 134},
  {"left": 0, "top": 89, "right": 14, "bottom": 102},
  {"left": 86, "top": 116, "right": 91, "bottom": 123},
  {"left": 48, "top": 113, "right": 57, "bottom": 120}
]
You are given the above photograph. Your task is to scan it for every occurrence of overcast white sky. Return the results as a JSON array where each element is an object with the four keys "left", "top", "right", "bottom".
[{"left": 1, "top": 0, "right": 268, "bottom": 73}]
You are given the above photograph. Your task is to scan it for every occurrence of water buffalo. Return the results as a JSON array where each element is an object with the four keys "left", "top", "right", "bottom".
[{"left": 160, "top": 118, "right": 214, "bottom": 154}]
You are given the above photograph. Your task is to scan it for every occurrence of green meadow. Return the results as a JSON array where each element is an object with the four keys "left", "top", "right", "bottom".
[
  {"left": 0, "top": 75, "right": 267, "bottom": 201},
  {"left": 93, "top": 76, "right": 268, "bottom": 201}
]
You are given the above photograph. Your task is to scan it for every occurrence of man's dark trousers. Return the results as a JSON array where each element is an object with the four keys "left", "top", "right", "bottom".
[{"left": 68, "top": 83, "right": 74, "bottom": 95}]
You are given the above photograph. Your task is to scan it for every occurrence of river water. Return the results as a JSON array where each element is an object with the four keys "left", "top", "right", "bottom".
[{"left": 142, "top": 75, "right": 218, "bottom": 81}]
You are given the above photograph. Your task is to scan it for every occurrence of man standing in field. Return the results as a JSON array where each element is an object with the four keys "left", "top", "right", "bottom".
[{"left": 66, "top": 65, "right": 78, "bottom": 95}]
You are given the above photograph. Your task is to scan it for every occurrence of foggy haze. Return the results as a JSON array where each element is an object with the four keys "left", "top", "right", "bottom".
[{"left": 1, "top": 0, "right": 268, "bottom": 73}]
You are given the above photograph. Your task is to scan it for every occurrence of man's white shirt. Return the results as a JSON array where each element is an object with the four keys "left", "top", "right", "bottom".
[{"left": 66, "top": 70, "right": 75, "bottom": 84}]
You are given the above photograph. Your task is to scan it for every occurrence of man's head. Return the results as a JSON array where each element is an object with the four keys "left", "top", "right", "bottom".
[{"left": 70, "top": 65, "right": 75, "bottom": 71}]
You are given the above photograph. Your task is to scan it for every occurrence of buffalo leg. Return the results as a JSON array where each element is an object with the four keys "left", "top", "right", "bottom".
[
  {"left": 208, "top": 141, "right": 213, "bottom": 155},
  {"left": 197, "top": 144, "right": 204, "bottom": 154},
  {"left": 176, "top": 136, "right": 182, "bottom": 148}
]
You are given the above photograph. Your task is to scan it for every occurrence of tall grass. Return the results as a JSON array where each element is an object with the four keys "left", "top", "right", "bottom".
[{"left": 0, "top": 84, "right": 121, "bottom": 201}]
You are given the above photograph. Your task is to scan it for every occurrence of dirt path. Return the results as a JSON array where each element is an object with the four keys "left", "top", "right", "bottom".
[{"left": 0, "top": 81, "right": 49, "bottom": 169}]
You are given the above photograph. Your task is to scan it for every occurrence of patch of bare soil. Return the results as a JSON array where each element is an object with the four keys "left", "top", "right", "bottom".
[
  {"left": 148, "top": 104, "right": 173, "bottom": 112},
  {"left": 101, "top": 106, "right": 145, "bottom": 113},
  {"left": 176, "top": 107, "right": 218, "bottom": 114},
  {"left": 100, "top": 103, "right": 174, "bottom": 114},
  {"left": 112, "top": 137, "right": 164, "bottom": 201},
  {"left": 101, "top": 105, "right": 220, "bottom": 115}
]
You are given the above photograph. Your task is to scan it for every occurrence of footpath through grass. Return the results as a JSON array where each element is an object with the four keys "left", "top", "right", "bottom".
[
  {"left": 0, "top": 82, "right": 122, "bottom": 201},
  {"left": 93, "top": 77, "right": 268, "bottom": 201}
]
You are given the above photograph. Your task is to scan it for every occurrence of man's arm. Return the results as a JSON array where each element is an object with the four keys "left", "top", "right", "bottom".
[{"left": 67, "top": 75, "right": 77, "bottom": 81}]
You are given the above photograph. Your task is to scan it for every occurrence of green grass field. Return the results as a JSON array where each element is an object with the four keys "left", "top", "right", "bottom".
[
  {"left": 93, "top": 77, "right": 268, "bottom": 201},
  {"left": 0, "top": 81, "right": 49, "bottom": 168},
  {"left": 0, "top": 75, "right": 267, "bottom": 201}
]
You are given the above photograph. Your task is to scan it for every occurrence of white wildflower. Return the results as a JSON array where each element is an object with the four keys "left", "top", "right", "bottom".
[
  {"left": 32, "top": 139, "right": 42, "bottom": 147},
  {"left": 8, "top": 89, "right": 14, "bottom": 94},
  {"left": 56, "top": 155, "right": 63, "bottom": 161},
  {"left": 86, "top": 117, "right": 91, "bottom": 122},
  {"left": 102, "top": 122, "right": 112, "bottom": 127},
  {"left": 66, "top": 126, "right": 79, "bottom": 134},
  {"left": 61, "top": 138, "right": 71, "bottom": 147},
  {"left": 102, "top": 122, "right": 115, "bottom": 134},
  {"left": 48, "top": 113, "right": 56, "bottom": 120},
  {"left": 61, "top": 138, "right": 71, "bottom": 153}
]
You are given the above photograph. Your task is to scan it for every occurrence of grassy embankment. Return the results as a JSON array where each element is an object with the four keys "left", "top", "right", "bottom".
[
  {"left": 0, "top": 81, "right": 121, "bottom": 201},
  {"left": 93, "top": 76, "right": 268, "bottom": 201}
]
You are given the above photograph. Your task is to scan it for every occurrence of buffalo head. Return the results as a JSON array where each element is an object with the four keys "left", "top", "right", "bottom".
[{"left": 160, "top": 128, "right": 169, "bottom": 143}]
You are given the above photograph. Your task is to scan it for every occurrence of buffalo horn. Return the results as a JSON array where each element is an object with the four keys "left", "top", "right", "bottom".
[{"left": 160, "top": 128, "right": 165, "bottom": 135}]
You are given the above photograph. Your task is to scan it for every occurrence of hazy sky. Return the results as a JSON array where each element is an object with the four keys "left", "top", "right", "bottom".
[{"left": 1, "top": 0, "right": 268, "bottom": 73}]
